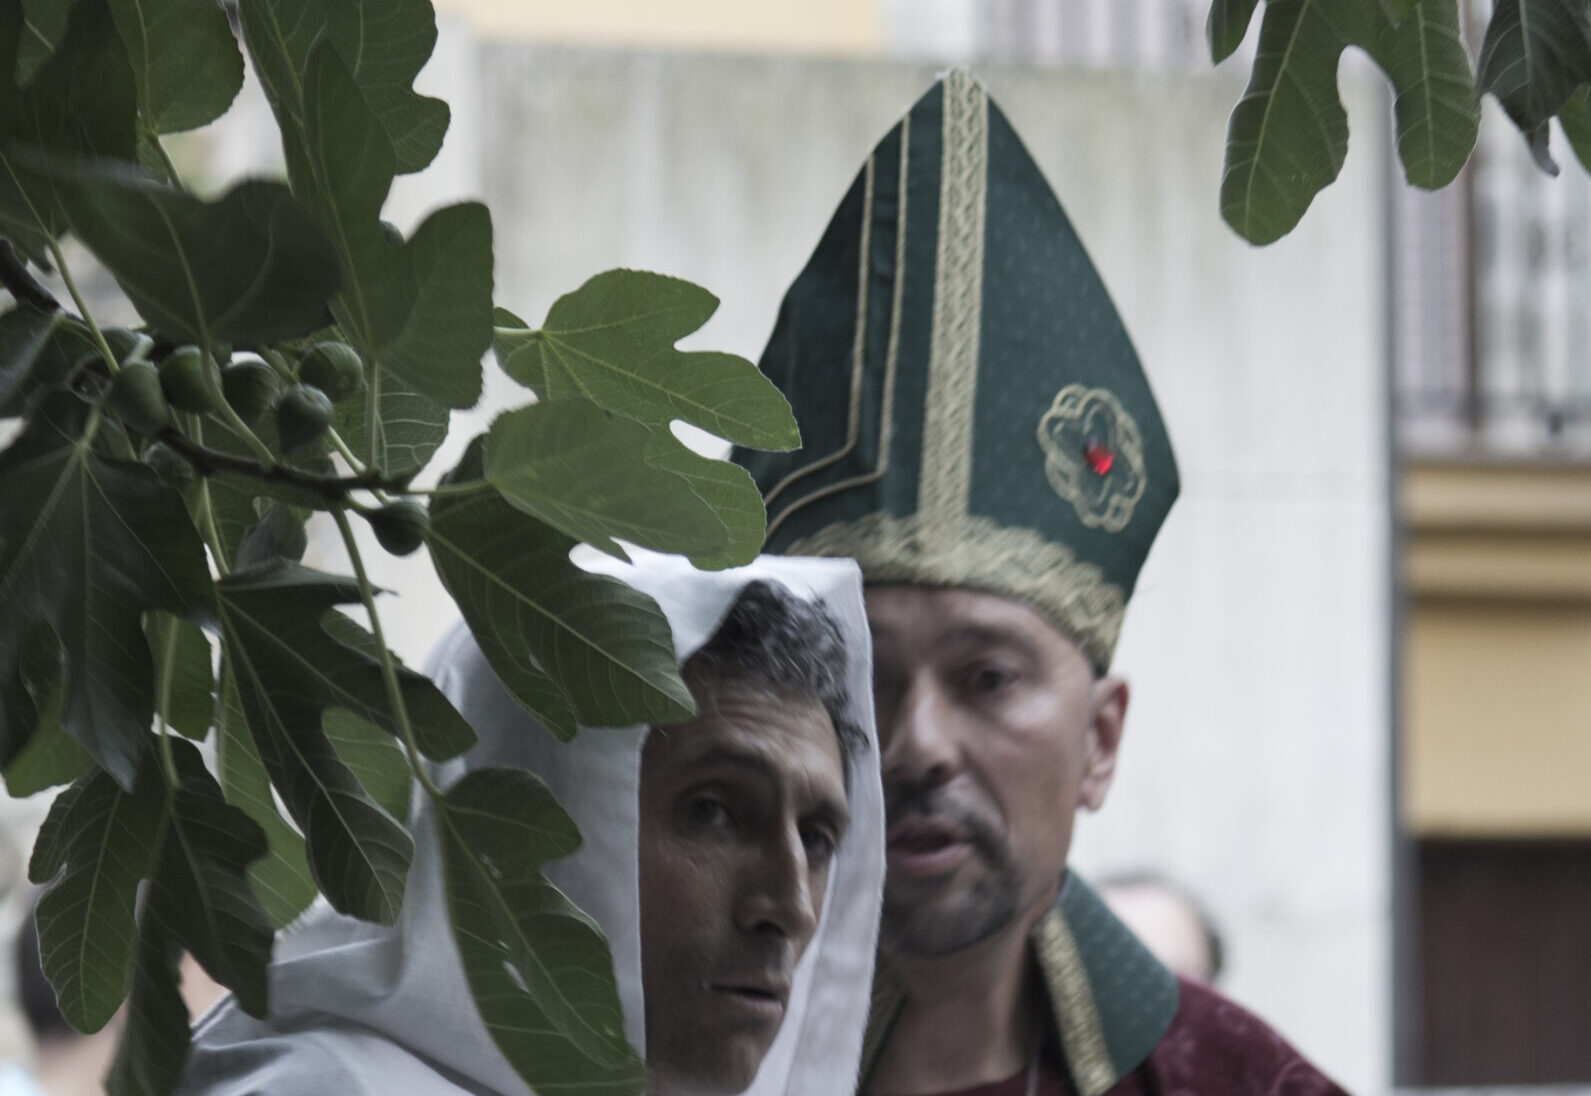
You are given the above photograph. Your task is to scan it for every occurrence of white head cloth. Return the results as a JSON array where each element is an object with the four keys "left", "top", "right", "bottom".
[{"left": 179, "top": 552, "right": 884, "bottom": 1096}]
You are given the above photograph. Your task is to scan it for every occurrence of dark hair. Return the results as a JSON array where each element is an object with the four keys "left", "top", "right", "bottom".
[{"left": 683, "top": 580, "right": 865, "bottom": 768}]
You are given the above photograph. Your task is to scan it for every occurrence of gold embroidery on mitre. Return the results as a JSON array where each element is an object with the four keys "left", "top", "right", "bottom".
[
  {"left": 785, "top": 511, "right": 1126, "bottom": 667},
  {"left": 1037, "top": 385, "right": 1147, "bottom": 534},
  {"left": 1034, "top": 910, "right": 1117, "bottom": 1096},
  {"left": 918, "top": 69, "right": 988, "bottom": 530}
]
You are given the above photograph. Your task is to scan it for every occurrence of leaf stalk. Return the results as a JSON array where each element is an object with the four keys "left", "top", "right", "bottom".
[
  {"left": 154, "top": 622, "right": 183, "bottom": 786},
  {"left": 330, "top": 508, "right": 442, "bottom": 801},
  {"left": 366, "top": 364, "right": 382, "bottom": 468},
  {"left": 46, "top": 240, "right": 121, "bottom": 376},
  {"left": 144, "top": 129, "right": 183, "bottom": 188}
]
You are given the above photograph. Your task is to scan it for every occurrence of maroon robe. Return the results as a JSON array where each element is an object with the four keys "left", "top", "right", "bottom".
[
  {"left": 919, "top": 979, "right": 1349, "bottom": 1096},
  {"left": 862, "top": 876, "right": 1352, "bottom": 1096}
]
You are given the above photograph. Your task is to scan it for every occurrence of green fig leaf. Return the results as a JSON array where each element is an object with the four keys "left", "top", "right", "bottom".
[
  {"left": 1476, "top": 0, "right": 1591, "bottom": 173},
  {"left": 0, "top": 304, "right": 96, "bottom": 417},
  {"left": 239, "top": 0, "right": 447, "bottom": 175},
  {"left": 29, "top": 758, "right": 164, "bottom": 1032},
  {"left": 218, "top": 569, "right": 411, "bottom": 925},
  {"left": 107, "top": 740, "right": 272, "bottom": 1096},
  {"left": 44, "top": 163, "right": 340, "bottom": 347},
  {"left": 0, "top": 395, "right": 214, "bottom": 789},
  {"left": 3, "top": 630, "right": 91, "bottom": 797},
  {"left": 106, "top": 0, "right": 244, "bottom": 134},
  {"left": 15, "top": 0, "right": 80, "bottom": 84},
  {"left": 1207, "top": 0, "right": 1260, "bottom": 64},
  {"left": 438, "top": 768, "right": 647, "bottom": 1093},
  {"left": 333, "top": 367, "right": 449, "bottom": 477},
  {"left": 1220, "top": 0, "right": 1478, "bottom": 244},
  {"left": 483, "top": 401, "right": 735, "bottom": 565},
  {"left": 428, "top": 440, "right": 693, "bottom": 737},
  {"left": 495, "top": 270, "right": 798, "bottom": 451},
  {"left": 216, "top": 561, "right": 472, "bottom": 921},
  {"left": 144, "top": 612, "right": 214, "bottom": 741},
  {"left": 216, "top": 660, "right": 316, "bottom": 929},
  {"left": 0, "top": 0, "right": 137, "bottom": 262}
]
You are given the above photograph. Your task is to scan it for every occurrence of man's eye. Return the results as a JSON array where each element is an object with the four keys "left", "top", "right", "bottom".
[
  {"left": 963, "top": 665, "right": 1015, "bottom": 693},
  {"left": 685, "top": 796, "right": 730, "bottom": 827},
  {"left": 802, "top": 827, "right": 838, "bottom": 865}
]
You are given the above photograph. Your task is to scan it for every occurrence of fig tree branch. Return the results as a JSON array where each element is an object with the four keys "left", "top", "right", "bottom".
[
  {"left": 0, "top": 239, "right": 58, "bottom": 312},
  {"left": 158, "top": 426, "right": 416, "bottom": 502}
]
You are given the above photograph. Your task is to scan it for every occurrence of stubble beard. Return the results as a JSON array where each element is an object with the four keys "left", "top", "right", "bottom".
[{"left": 879, "top": 783, "right": 1021, "bottom": 956}]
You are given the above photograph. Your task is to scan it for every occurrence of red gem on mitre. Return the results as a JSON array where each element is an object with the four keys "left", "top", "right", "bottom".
[{"left": 1083, "top": 440, "right": 1114, "bottom": 476}]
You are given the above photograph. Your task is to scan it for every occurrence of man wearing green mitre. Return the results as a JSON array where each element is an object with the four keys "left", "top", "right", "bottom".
[{"left": 735, "top": 71, "right": 1350, "bottom": 1096}]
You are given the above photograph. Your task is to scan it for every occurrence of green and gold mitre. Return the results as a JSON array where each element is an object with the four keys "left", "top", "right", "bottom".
[{"left": 735, "top": 71, "right": 1178, "bottom": 668}]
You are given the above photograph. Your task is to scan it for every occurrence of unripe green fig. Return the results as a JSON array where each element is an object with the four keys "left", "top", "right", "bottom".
[
  {"left": 221, "top": 358, "right": 283, "bottom": 424},
  {"left": 107, "top": 361, "right": 171, "bottom": 435},
  {"left": 297, "top": 341, "right": 364, "bottom": 403},
  {"left": 159, "top": 345, "right": 217, "bottom": 414},
  {"left": 140, "top": 440, "right": 195, "bottom": 491},
  {"left": 368, "top": 499, "right": 430, "bottom": 556},
  {"left": 275, "top": 383, "right": 334, "bottom": 452}
]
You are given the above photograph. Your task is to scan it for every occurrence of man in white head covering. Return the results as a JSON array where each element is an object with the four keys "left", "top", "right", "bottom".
[{"left": 178, "top": 552, "right": 884, "bottom": 1096}]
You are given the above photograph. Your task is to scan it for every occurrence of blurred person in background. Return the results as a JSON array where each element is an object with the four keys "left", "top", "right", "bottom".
[
  {"left": 2, "top": 898, "right": 117, "bottom": 1096},
  {"left": 1098, "top": 872, "right": 1224, "bottom": 984},
  {"left": 738, "top": 70, "right": 1349, "bottom": 1096},
  {"left": 2, "top": 896, "right": 223, "bottom": 1096}
]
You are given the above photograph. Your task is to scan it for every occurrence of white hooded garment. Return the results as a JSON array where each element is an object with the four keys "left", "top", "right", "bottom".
[{"left": 180, "top": 553, "right": 884, "bottom": 1096}]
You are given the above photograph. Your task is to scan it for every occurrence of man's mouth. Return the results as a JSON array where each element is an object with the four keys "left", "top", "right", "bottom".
[
  {"left": 886, "top": 818, "right": 975, "bottom": 877},
  {"left": 709, "top": 977, "right": 790, "bottom": 1021}
]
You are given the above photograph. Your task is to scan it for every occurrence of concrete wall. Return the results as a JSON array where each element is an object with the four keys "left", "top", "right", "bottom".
[{"left": 201, "top": 28, "right": 1396, "bottom": 1091}]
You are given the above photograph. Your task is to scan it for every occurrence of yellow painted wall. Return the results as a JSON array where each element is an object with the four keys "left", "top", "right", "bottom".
[
  {"left": 1402, "top": 462, "right": 1591, "bottom": 835},
  {"left": 433, "top": 0, "right": 881, "bottom": 54},
  {"left": 1404, "top": 601, "right": 1591, "bottom": 834}
]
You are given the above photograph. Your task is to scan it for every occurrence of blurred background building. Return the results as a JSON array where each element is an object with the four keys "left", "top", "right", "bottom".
[{"left": 5, "top": 1, "right": 1587, "bottom": 1093}]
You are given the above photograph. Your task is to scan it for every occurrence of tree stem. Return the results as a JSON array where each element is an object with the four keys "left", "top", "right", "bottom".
[
  {"left": 408, "top": 479, "right": 489, "bottom": 500},
  {"left": 0, "top": 239, "right": 58, "bottom": 311},
  {"left": 159, "top": 426, "right": 413, "bottom": 501},
  {"left": 331, "top": 508, "right": 442, "bottom": 800},
  {"left": 192, "top": 422, "right": 232, "bottom": 577}
]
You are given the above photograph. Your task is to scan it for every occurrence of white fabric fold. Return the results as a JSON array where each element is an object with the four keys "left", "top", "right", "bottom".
[{"left": 179, "top": 552, "right": 883, "bottom": 1096}]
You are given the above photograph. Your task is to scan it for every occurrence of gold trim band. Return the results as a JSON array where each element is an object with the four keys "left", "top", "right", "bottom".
[
  {"left": 784, "top": 512, "right": 1127, "bottom": 667},
  {"left": 918, "top": 69, "right": 988, "bottom": 529},
  {"left": 1034, "top": 910, "right": 1116, "bottom": 1096}
]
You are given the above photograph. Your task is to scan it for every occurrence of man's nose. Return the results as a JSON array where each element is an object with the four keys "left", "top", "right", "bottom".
[
  {"left": 880, "top": 673, "right": 959, "bottom": 789},
  {"left": 735, "top": 827, "right": 819, "bottom": 945}
]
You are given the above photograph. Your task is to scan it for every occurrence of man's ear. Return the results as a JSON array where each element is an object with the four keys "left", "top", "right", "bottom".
[{"left": 1079, "top": 674, "right": 1128, "bottom": 811}]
